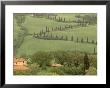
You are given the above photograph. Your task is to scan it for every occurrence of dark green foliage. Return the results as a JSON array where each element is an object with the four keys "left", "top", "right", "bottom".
[
  {"left": 52, "top": 27, "right": 54, "bottom": 31},
  {"left": 14, "top": 14, "right": 26, "bottom": 26},
  {"left": 81, "top": 38, "right": 83, "bottom": 43},
  {"left": 50, "top": 33, "right": 53, "bottom": 39},
  {"left": 86, "top": 67, "right": 97, "bottom": 75},
  {"left": 65, "top": 36, "right": 68, "bottom": 41},
  {"left": 14, "top": 14, "right": 27, "bottom": 54},
  {"left": 31, "top": 52, "right": 53, "bottom": 68},
  {"left": 60, "top": 36, "right": 64, "bottom": 40},
  {"left": 77, "top": 37, "right": 79, "bottom": 42},
  {"left": 29, "top": 63, "right": 41, "bottom": 74},
  {"left": 56, "top": 64, "right": 84, "bottom": 75},
  {"left": 94, "top": 48, "right": 96, "bottom": 54},
  {"left": 84, "top": 53, "right": 90, "bottom": 71},
  {"left": 92, "top": 40, "right": 94, "bottom": 43},
  {"left": 64, "top": 18, "right": 65, "bottom": 22},
  {"left": 13, "top": 27, "right": 28, "bottom": 55},
  {"left": 83, "top": 15, "right": 97, "bottom": 25},
  {"left": 55, "top": 35, "right": 58, "bottom": 40},
  {"left": 74, "top": 60, "right": 79, "bottom": 67},
  {"left": 71, "top": 36, "right": 74, "bottom": 41},
  {"left": 75, "top": 15, "right": 81, "bottom": 18},
  {"left": 75, "top": 14, "right": 97, "bottom": 26},
  {"left": 87, "top": 37, "right": 88, "bottom": 42},
  {"left": 14, "top": 51, "right": 96, "bottom": 75}
]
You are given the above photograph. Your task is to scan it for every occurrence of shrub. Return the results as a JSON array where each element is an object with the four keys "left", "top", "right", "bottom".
[
  {"left": 29, "top": 63, "right": 40, "bottom": 75},
  {"left": 86, "top": 67, "right": 97, "bottom": 75}
]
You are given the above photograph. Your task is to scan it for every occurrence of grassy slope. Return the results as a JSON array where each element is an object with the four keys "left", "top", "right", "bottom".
[
  {"left": 17, "top": 36, "right": 96, "bottom": 56},
  {"left": 49, "top": 25, "right": 97, "bottom": 41},
  {"left": 14, "top": 13, "right": 97, "bottom": 56},
  {"left": 23, "top": 16, "right": 75, "bottom": 34}
]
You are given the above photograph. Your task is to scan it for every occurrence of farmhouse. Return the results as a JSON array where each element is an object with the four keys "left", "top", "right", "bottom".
[
  {"left": 13, "top": 57, "right": 29, "bottom": 71},
  {"left": 51, "top": 63, "right": 63, "bottom": 67}
]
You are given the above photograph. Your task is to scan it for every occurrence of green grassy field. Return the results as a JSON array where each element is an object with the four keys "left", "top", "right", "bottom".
[
  {"left": 14, "top": 13, "right": 97, "bottom": 56},
  {"left": 16, "top": 37, "right": 96, "bottom": 56}
]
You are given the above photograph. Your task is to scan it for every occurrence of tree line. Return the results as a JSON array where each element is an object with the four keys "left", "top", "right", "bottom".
[
  {"left": 14, "top": 14, "right": 28, "bottom": 55},
  {"left": 75, "top": 14, "right": 97, "bottom": 27},
  {"left": 32, "top": 13, "right": 97, "bottom": 26},
  {"left": 17, "top": 51, "right": 97, "bottom": 75},
  {"left": 32, "top": 26, "right": 97, "bottom": 45}
]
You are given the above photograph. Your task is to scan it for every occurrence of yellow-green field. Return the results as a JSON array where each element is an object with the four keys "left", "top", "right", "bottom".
[{"left": 14, "top": 13, "right": 97, "bottom": 56}]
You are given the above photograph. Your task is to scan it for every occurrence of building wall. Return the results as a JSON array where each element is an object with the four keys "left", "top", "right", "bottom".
[{"left": 14, "top": 61, "right": 27, "bottom": 66}]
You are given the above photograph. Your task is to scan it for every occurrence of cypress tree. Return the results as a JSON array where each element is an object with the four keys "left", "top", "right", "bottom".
[
  {"left": 50, "top": 33, "right": 52, "bottom": 39},
  {"left": 87, "top": 37, "right": 88, "bottom": 43},
  {"left": 84, "top": 53, "right": 90, "bottom": 71},
  {"left": 92, "top": 40, "right": 94, "bottom": 43},
  {"left": 47, "top": 28, "right": 50, "bottom": 32},
  {"left": 42, "top": 29, "right": 43, "bottom": 34},
  {"left": 52, "top": 27, "right": 53, "bottom": 31},
  {"left": 56, "top": 35, "right": 58, "bottom": 40},
  {"left": 33, "top": 32, "right": 35, "bottom": 37},
  {"left": 43, "top": 32, "right": 46, "bottom": 37},
  {"left": 54, "top": 16, "right": 56, "bottom": 20},
  {"left": 60, "top": 17, "right": 62, "bottom": 22},
  {"left": 65, "top": 36, "right": 68, "bottom": 41},
  {"left": 59, "top": 17, "right": 61, "bottom": 22},
  {"left": 61, "top": 36, "right": 63, "bottom": 40},
  {"left": 71, "top": 36, "right": 74, "bottom": 41},
  {"left": 81, "top": 38, "right": 83, "bottom": 43},
  {"left": 46, "top": 26, "right": 48, "bottom": 32},
  {"left": 77, "top": 37, "right": 79, "bottom": 43},
  {"left": 64, "top": 18, "right": 65, "bottom": 22},
  {"left": 94, "top": 48, "right": 96, "bottom": 54}
]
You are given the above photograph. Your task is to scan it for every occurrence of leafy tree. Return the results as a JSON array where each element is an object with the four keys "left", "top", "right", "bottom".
[{"left": 31, "top": 52, "right": 52, "bottom": 68}]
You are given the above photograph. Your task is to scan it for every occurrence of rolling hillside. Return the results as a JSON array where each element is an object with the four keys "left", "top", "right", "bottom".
[
  {"left": 13, "top": 13, "right": 97, "bottom": 75},
  {"left": 14, "top": 13, "right": 97, "bottom": 56}
]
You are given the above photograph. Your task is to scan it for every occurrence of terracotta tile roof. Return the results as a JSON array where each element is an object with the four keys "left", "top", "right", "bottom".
[
  {"left": 51, "top": 64, "right": 63, "bottom": 67},
  {"left": 14, "top": 58, "right": 26, "bottom": 63}
]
